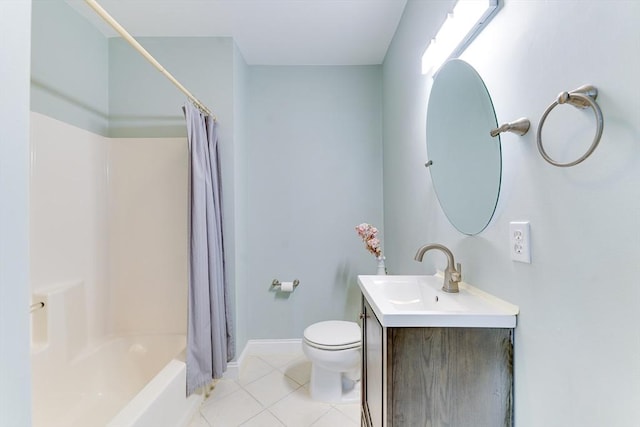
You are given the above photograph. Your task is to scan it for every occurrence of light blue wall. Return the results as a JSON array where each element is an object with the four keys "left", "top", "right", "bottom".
[
  {"left": 383, "top": 1, "right": 640, "bottom": 426},
  {"left": 109, "top": 45, "right": 385, "bottom": 349},
  {"left": 30, "top": 2, "right": 234, "bottom": 140},
  {"left": 232, "top": 44, "right": 250, "bottom": 352},
  {"left": 382, "top": 0, "right": 453, "bottom": 272},
  {"left": 0, "top": 1, "right": 32, "bottom": 424},
  {"left": 244, "top": 66, "right": 383, "bottom": 340},
  {"left": 109, "top": 37, "right": 235, "bottom": 138},
  {"left": 109, "top": 43, "right": 385, "bottom": 351},
  {"left": 31, "top": 0, "right": 109, "bottom": 135}
]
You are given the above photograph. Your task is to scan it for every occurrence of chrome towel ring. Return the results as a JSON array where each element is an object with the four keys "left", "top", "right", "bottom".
[{"left": 537, "top": 85, "right": 603, "bottom": 167}]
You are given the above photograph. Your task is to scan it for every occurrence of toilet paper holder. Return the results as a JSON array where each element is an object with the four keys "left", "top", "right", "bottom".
[{"left": 271, "top": 279, "right": 300, "bottom": 290}]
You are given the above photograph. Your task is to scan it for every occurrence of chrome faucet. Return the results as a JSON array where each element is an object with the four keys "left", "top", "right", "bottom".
[{"left": 414, "top": 243, "right": 462, "bottom": 293}]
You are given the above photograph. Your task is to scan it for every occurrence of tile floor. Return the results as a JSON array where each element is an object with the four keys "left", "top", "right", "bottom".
[{"left": 187, "top": 350, "right": 361, "bottom": 427}]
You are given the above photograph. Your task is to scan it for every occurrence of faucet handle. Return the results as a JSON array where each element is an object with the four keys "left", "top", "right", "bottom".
[{"left": 451, "top": 263, "right": 462, "bottom": 282}]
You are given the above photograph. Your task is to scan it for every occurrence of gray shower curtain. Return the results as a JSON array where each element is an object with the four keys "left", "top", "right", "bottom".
[{"left": 183, "top": 102, "right": 234, "bottom": 396}]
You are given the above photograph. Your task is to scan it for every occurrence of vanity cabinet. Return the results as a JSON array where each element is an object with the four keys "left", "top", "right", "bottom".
[{"left": 361, "top": 297, "right": 514, "bottom": 427}]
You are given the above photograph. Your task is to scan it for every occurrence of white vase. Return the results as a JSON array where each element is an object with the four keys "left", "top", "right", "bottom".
[{"left": 376, "top": 256, "right": 387, "bottom": 275}]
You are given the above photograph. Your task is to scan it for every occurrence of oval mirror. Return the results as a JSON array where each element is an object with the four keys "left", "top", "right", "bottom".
[{"left": 426, "top": 59, "right": 501, "bottom": 235}]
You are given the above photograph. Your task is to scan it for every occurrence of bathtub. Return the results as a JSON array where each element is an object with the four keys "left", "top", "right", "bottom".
[{"left": 31, "top": 334, "right": 201, "bottom": 427}]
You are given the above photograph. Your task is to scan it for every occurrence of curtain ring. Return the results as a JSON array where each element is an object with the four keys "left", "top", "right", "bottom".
[{"left": 536, "top": 90, "right": 604, "bottom": 167}]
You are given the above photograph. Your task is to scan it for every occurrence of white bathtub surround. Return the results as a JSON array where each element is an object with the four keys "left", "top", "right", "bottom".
[
  {"left": 188, "top": 345, "right": 360, "bottom": 427},
  {"left": 107, "top": 359, "right": 202, "bottom": 427},
  {"left": 30, "top": 114, "right": 193, "bottom": 425},
  {"left": 107, "top": 136, "right": 188, "bottom": 336},
  {"left": 30, "top": 112, "right": 109, "bottom": 344},
  {"left": 32, "top": 329, "right": 191, "bottom": 427},
  {"left": 30, "top": 282, "right": 195, "bottom": 427},
  {"left": 30, "top": 112, "right": 189, "bottom": 339},
  {"left": 30, "top": 281, "right": 86, "bottom": 359}
]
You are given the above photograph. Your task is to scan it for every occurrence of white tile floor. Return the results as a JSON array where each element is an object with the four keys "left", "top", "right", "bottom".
[{"left": 188, "top": 351, "right": 361, "bottom": 427}]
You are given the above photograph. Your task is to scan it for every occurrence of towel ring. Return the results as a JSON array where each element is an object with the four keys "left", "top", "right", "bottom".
[
  {"left": 537, "top": 85, "right": 603, "bottom": 167},
  {"left": 490, "top": 117, "right": 531, "bottom": 137}
]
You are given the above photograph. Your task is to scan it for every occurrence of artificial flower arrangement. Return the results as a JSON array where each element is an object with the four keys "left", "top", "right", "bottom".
[{"left": 355, "top": 223, "right": 383, "bottom": 259}]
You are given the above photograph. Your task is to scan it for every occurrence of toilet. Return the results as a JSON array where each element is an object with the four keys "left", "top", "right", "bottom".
[{"left": 302, "top": 320, "right": 361, "bottom": 403}]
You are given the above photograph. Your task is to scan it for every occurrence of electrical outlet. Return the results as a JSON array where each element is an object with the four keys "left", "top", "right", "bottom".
[{"left": 509, "top": 221, "right": 531, "bottom": 263}]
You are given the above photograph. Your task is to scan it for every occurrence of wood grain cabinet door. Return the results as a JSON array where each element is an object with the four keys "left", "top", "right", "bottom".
[
  {"left": 362, "top": 300, "right": 384, "bottom": 427},
  {"left": 389, "top": 327, "right": 513, "bottom": 427}
]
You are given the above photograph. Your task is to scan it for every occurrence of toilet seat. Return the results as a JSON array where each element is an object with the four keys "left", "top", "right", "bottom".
[{"left": 303, "top": 321, "right": 361, "bottom": 351}]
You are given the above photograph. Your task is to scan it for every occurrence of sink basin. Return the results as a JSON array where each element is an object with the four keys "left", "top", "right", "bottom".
[{"left": 358, "top": 274, "right": 519, "bottom": 328}]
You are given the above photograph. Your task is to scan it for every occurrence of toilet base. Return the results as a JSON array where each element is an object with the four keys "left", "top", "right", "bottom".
[
  {"left": 341, "top": 378, "right": 361, "bottom": 403},
  {"left": 309, "top": 364, "right": 361, "bottom": 403}
]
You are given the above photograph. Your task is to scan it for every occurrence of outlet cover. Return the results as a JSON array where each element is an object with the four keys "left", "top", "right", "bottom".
[{"left": 509, "top": 221, "right": 531, "bottom": 263}]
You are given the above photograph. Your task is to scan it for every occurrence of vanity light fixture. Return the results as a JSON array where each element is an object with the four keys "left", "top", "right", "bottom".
[{"left": 421, "top": 0, "right": 500, "bottom": 76}]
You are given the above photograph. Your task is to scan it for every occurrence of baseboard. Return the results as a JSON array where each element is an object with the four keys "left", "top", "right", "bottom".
[{"left": 223, "top": 338, "right": 303, "bottom": 380}]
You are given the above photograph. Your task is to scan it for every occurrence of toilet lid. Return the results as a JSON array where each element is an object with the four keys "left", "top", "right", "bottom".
[{"left": 303, "top": 321, "right": 361, "bottom": 349}]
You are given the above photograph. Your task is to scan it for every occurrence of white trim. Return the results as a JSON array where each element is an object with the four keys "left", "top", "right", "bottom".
[{"left": 223, "top": 339, "right": 303, "bottom": 380}]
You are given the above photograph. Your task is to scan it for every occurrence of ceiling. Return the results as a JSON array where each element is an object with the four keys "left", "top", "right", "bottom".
[{"left": 66, "top": 0, "right": 409, "bottom": 65}]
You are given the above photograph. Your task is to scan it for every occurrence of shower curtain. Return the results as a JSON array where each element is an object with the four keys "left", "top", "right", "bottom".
[{"left": 183, "top": 102, "right": 234, "bottom": 395}]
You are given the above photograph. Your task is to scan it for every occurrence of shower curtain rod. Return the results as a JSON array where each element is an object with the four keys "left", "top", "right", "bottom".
[{"left": 83, "top": 0, "right": 215, "bottom": 119}]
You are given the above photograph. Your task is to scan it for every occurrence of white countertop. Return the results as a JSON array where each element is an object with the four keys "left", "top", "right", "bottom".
[{"left": 358, "top": 274, "right": 519, "bottom": 328}]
